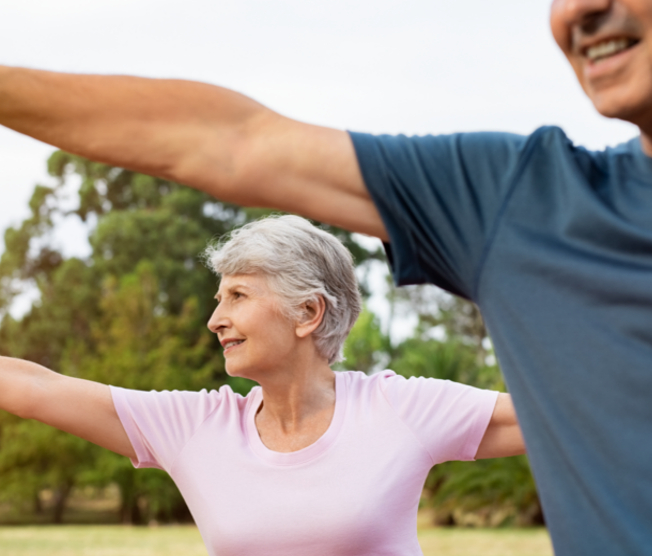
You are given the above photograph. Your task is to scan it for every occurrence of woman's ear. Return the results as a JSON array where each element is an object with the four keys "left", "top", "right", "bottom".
[{"left": 295, "top": 296, "right": 326, "bottom": 339}]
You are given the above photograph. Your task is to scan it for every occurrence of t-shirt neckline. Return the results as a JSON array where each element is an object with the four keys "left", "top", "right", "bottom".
[{"left": 245, "top": 372, "right": 347, "bottom": 467}]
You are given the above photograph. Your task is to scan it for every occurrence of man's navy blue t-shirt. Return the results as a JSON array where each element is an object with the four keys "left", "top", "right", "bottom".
[{"left": 350, "top": 126, "right": 652, "bottom": 556}]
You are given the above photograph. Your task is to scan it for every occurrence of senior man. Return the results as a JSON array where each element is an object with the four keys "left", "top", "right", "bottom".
[{"left": 1, "top": 1, "right": 651, "bottom": 554}]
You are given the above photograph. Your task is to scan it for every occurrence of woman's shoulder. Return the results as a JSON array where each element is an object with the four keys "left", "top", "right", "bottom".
[
  {"left": 337, "top": 369, "right": 411, "bottom": 401},
  {"left": 111, "top": 383, "right": 257, "bottom": 420},
  {"left": 336, "top": 369, "right": 395, "bottom": 387},
  {"left": 337, "top": 369, "right": 479, "bottom": 407},
  {"left": 337, "top": 369, "right": 442, "bottom": 389}
]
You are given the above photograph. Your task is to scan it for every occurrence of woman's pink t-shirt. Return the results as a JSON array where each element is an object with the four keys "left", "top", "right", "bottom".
[{"left": 111, "top": 370, "right": 498, "bottom": 556}]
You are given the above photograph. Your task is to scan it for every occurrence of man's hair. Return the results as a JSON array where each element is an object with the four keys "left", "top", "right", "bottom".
[{"left": 202, "top": 215, "right": 362, "bottom": 364}]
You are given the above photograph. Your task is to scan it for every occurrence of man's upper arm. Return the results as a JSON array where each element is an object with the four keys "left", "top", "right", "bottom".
[
  {"left": 0, "top": 68, "right": 385, "bottom": 238},
  {"left": 175, "top": 111, "right": 388, "bottom": 239},
  {"left": 30, "top": 370, "right": 136, "bottom": 459},
  {"left": 347, "top": 131, "right": 527, "bottom": 297}
]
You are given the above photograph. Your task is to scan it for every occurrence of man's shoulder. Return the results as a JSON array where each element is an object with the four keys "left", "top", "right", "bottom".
[{"left": 525, "top": 126, "right": 643, "bottom": 166}]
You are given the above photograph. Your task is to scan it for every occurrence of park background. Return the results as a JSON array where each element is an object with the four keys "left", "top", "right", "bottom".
[{"left": 0, "top": 0, "right": 639, "bottom": 553}]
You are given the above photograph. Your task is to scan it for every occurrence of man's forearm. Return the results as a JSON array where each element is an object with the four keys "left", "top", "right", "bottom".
[{"left": 0, "top": 66, "right": 268, "bottom": 189}]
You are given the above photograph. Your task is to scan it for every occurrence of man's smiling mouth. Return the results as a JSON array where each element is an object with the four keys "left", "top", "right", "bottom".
[{"left": 584, "top": 37, "right": 640, "bottom": 63}]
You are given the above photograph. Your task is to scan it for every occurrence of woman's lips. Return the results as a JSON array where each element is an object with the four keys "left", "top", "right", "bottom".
[{"left": 223, "top": 339, "right": 245, "bottom": 354}]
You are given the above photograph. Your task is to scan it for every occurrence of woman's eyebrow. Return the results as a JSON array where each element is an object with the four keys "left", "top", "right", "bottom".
[{"left": 216, "top": 283, "right": 254, "bottom": 299}]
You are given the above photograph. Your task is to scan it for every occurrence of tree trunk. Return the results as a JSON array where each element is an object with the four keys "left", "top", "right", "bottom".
[
  {"left": 33, "top": 492, "right": 43, "bottom": 515},
  {"left": 118, "top": 471, "right": 144, "bottom": 525},
  {"left": 51, "top": 483, "right": 72, "bottom": 524},
  {"left": 530, "top": 500, "right": 546, "bottom": 526},
  {"left": 120, "top": 496, "right": 143, "bottom": 525}
]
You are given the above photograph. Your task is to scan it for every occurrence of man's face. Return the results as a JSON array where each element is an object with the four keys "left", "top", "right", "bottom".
[{"left": 550, "top": 0, "right": 652, "bottom": 127}]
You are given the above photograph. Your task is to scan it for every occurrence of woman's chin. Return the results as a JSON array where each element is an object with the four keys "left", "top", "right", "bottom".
[
  {"left": 225, "top": 367, "right": 242, "bottom": 378},
  {"left": 225, "top": 365, "right": 258, "bottom": 381}
]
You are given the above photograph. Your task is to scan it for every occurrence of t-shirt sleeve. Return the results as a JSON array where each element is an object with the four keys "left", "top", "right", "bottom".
[
  {"left": 380, "top": 373, "right": 499, "bottom": 464},
  {"left": 110, "top": 386, "right": 224, "bottom": 472},
  {"left": 349, "top": 131, "right": 529, "bottom": 300}
]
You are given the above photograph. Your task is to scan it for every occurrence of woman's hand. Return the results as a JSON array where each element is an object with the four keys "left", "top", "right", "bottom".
[
  {"left": 475, "top": 393, "right": 526, "bottom": 459},
  {"left": 0, "top": 356, "right": 136, "bottom": 459}
]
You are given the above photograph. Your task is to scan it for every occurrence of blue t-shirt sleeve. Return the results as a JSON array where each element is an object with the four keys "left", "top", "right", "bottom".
[{"left": 349, "top": 131, "right": 529, "bottom": 300}]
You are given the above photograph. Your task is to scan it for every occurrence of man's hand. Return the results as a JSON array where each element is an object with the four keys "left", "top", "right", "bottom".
[{"left": 0, "top": 66, "right": 386, "bottom": 239}]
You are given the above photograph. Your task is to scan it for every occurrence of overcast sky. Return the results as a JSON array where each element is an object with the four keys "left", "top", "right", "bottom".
[{"left": 0, "top": 0, "right": 640, "bottom": 324}]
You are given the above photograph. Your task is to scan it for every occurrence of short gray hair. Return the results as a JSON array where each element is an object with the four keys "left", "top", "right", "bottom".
[{"left": 202, "top": 215, "right": 362, "bottom": 364}]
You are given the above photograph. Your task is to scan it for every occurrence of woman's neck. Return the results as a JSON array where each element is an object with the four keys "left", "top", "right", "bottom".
[{"left": 254, "top": 356, "right": 336, "bottom": 453}]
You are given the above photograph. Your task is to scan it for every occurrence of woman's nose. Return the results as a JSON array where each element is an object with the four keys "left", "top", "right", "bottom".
[{"left": 207, "top": 305, "right": 228, "bottom": 334}]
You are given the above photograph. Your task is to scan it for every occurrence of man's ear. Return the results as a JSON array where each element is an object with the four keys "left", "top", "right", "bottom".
[{"left": 295, "top": 296, "right": 326, "bottom": 338}]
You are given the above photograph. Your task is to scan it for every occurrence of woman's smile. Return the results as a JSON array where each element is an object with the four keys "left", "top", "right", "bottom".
[
  {"left": 208, "top": 274, "right": 300, "bottom": 379},
  {"left": 221, "top": 338, "right": 246, "bottom": 354}
]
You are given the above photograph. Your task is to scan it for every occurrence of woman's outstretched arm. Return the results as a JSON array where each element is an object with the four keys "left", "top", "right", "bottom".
[
  {"left": 0, "top": 356, "right": 136, "bottom": 459},
  {"left": 475, "top": 393, "right": 526, "bottom": 459}
]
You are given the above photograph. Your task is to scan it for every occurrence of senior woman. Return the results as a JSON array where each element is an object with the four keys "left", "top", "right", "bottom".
[{"left": 0, "top": 215, "right": 524, "bottom": 556}]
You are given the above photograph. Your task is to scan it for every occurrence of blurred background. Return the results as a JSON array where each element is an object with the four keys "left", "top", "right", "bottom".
[{"left": 0, "top": 0, "right": 638, "bottom": 547}]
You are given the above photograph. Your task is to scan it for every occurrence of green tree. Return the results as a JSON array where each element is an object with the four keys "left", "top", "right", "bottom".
[
  {"left": 63, "top": 263, "right": 218, "bottom": 524},
  {"left": 337, "top": 306, "right": 389, "bottom": 374},
  {"left": 426, "top": 456, "right": 542, "bottom": 527},
  {"left": 0, "top": 419, "right": 96, "bottom": 523},
  {"left": 0, "top": 151, "right": 381, "bottom": 523}
]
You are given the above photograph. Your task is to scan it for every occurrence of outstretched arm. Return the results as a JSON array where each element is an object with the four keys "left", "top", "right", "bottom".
[
  {"left": 475, "top": 393, "right": 525, "bottom": 459},
  {"left": 0, "top": 356, "right": 136, "bottom": 459},
  {"left": 0, "top": 66, "right": 386, "bottom": 239}
]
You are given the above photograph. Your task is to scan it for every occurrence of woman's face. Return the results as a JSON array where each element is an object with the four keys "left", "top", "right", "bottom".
[{"left": 207, "top": 273, "right": 299, "bottom": 380}]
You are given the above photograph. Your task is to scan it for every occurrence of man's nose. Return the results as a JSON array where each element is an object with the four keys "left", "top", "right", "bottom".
[{"left": 557, "top": 0, "right": 612, "bottom": 29}]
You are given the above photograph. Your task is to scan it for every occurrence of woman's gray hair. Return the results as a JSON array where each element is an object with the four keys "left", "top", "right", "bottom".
[{"left": 202, "top": 215, "right": 362, "bottom": 364}]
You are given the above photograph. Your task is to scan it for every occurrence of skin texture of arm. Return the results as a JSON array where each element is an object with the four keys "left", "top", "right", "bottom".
[
  {"left": 0, "top": 356, "right": 136, "bottom": 459},
  {"left": 0, "top": 66, "right": 386, "bottom": 239},
  {"left": 475, "top": 393, "right": 526, "bottom": 459}
]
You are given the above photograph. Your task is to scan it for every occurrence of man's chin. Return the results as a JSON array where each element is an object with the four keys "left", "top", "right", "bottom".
[
  {"left": 589, "top": 88, "right": 652, "bottom": 126},
  {"left": 584, "top": 70, "right": 652, "bottom": 126}
]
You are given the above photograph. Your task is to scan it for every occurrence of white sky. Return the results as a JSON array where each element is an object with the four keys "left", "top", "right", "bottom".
[{"left": 0, "top": 0, "right": 639, "bottom": 328}]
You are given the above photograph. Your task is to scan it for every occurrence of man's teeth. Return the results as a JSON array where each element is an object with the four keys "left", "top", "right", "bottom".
[
  {"left": 586, "top": 38, "right": 634, "bottom": 62},
  {"left": 224, "top": 340, "right": 243, "bottom": 349}
]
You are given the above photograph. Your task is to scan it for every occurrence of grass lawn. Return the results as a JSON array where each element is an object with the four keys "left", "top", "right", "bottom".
[
  {"left": 0, "top": 525, "right": 207, "bottom": 556},
  {"left": 0, "top": 524, "right": 554, "bottom": 556},
  {"left": 418, "top": 528, "right": 553, "bottom": 556}
]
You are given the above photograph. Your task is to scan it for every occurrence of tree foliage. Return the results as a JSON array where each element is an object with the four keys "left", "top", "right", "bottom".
[
  {"left": 0, "top": 151, "right": 539, "bottom": 527},
  {"left": 0, "top": 152, "right": 380, "bottom": 524}
]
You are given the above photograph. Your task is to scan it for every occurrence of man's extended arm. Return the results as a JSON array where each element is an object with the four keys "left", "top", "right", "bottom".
[{"left": 0, "top": 66, "right": 386, "bottom": 238}]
